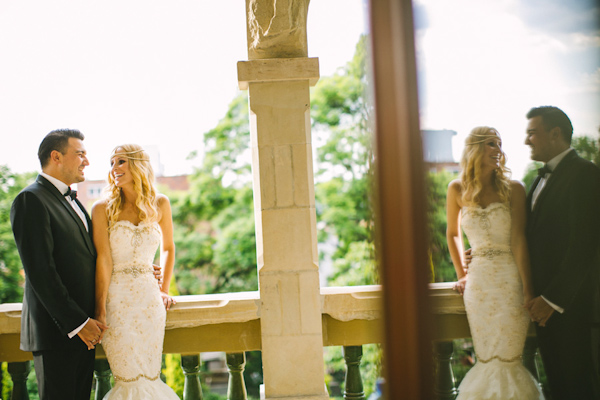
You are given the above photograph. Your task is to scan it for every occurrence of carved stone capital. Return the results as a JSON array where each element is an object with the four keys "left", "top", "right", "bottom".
[{"left": 246, "top": 0, "right": 310, "bottom": 59}]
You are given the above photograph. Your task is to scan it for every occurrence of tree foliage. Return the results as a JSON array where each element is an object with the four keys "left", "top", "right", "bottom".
[
  {"left": 170, "top": 93, "right": 257, "bottom": 295},
  {"left": 311, "top": 35, "right": 377, "bottom": 288},
  {"left": 0, "top": 166, "right": 35, "bottom": 303},
  {"left": 426, "top": 170, "right": 459, "bottom": 282}
]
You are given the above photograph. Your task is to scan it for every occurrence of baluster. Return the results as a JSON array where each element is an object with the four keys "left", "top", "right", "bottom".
[
  {"left": 523, "top": 336, "right": 544, "bottom": 393},
  {"left": 7, "top": 361, "right": 31, "bottom": 400},
  {"left": 343, "top": 346, "right": 365, "bottom": 400},
  {"left": 226, "top": 352, "right": 247, "bottom": 400},
  {"left": 181, "top": 354, "right": 203, "bottom": 400},
  {"left": 433, "top": 340, "right": 457, "bottom": 400},
  {"left": 94, "top": 358, "right": 112, "bottom": 399}
]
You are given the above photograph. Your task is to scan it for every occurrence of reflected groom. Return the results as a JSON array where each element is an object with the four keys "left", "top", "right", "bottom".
[
  {"left": 11, "top": 129, "right": 107, "bottom": 399},
  {"left": 524, "top": 106, "right": 600, "bottom": 399}
]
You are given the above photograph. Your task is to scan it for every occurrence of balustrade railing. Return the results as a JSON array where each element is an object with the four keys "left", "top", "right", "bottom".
[
  {"left": 0, "top": 284, "right": 545, "bottom": 399},
  {"left": 0, "top": 287, "right": 381, "bottom": 399}
]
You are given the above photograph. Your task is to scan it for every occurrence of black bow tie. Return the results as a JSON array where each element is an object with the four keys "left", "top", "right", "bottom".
[
  {"left": 64, "top": 187, "right": 77, "bottom": 200},
  {"left": 537, "top": 165, "right": 552, "bottom": 177}
]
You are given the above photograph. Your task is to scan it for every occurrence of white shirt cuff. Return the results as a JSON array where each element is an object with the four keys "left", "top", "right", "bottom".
[
  {"left": 68, "top": 318, "right": 89, "bottom": 338},
  {"left": 541, "top": 296, "right": 564, "bottom": 314}
]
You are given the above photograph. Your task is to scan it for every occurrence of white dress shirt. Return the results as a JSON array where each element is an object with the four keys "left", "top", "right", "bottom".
[{"left": 39, "top": 172, "right": 90, "bottom": 337}]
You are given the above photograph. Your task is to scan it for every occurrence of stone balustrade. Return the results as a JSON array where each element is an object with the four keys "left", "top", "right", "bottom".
[
  {"left": 0, "top": 284, "right": 544, "bottom": 399},
  {"left": 0, "top": 286, "right": 382, "bottom": 399}
]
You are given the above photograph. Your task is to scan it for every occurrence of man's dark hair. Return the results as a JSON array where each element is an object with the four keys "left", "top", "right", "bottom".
[
  {"left": 526, "top": 106, "right": 573, "bottom": 144},
  {"left": 38, "top": 129, "right": 85, "bottom": 168}
]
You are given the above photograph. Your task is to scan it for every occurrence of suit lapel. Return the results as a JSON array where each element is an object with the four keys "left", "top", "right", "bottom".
[
  {"left": 535, "top": 151, "right": 577, "bottom": 208},
  {"left": 528, "top": 151, "right": 578, "bottom": 227},
  {"left": 37, "top": 176, "right": 96, "bottom": 256},
  {"left": 527, "top": 176, "right": 540, "bottom": 211}
]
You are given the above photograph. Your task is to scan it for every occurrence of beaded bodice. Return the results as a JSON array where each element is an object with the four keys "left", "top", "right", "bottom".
[
  {"left": 103, "top": 219, "right": 180, "bottom": 398},
  {"left": 461, "top": 202, "right": 511, "bottom": 256},
  {"left": 109, "top": 220, "right": 161, "bottom": 276}
]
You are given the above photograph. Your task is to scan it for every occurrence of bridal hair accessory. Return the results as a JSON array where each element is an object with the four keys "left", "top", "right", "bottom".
[
  {"left": 466, "top": 130, "right": 500, "bottom": 146},
  {"left": 111, "top": 148, "right": 149, "bottom": 161}
]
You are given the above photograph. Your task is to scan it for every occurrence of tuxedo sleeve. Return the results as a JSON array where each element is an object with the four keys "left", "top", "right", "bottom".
[
  {"left": 543, "top": 163, "right": 600, "bottom": 310},
  {"left": 11, "top": 191, "right": 89, "bottom": 336}
]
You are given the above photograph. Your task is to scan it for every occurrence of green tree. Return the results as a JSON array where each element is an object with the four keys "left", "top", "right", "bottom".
[
  {"left": 0, "top": 166, "right": 36, "bottom": 303},
  {"left": 426, "top": 170, "right": 459, "bottom": 282},
  {"left": 171, "top": 93, "right": 257, "bottom": 296},
  {"left": 310, "top": 35, "right": 381, "bottom": 398},
  {"left": 311, "top": 34, "right": 377, "bottom": 288},
  {"left": 572, "top": 134, "right": 600, "bottom": 165}
]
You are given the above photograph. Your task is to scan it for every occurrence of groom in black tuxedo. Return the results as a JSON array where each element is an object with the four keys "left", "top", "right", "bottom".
[
  {"left": 524, "top": 106, "right": 600, "bottom": 399},
  {"left": 11, "top": 129, "right": 108, "bottom": 399}
]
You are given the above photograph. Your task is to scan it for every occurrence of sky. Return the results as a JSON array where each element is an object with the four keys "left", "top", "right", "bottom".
[
  {"left": 0, "top": 0, "right": 598, "bottom": 181},
  {"left": 413, "top": 0, "right": 600, "bottom": 178},
  {"left": 0, "top": 0, "right": 367, "bottom": 181}
]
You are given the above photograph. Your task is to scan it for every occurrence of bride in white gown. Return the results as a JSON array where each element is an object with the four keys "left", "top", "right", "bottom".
[
  {"left": 92, "top": 144, "right": 179, "bottom": 399},
  {"left": 446, "top": 127, "right": 544, "bottom": 400}
]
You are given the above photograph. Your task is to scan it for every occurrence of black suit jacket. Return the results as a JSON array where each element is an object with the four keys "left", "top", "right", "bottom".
[
  {"left": 11, "top": 175, "right": 97, "bottom": 351},
  {"left": 526, "top": 150, "right": 600, "bottom": 321}
]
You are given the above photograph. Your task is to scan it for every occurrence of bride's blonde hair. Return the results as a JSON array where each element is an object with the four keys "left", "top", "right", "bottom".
[
  {"left": 460, "top": 126, "right": 511, "bottom": 206},
  {"left": 104, "top": 144, "right": 160, "bottom": 227}
]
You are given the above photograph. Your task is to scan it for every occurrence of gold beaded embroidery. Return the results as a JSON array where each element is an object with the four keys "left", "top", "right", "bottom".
[
  {"left": 471, "top": 249, "right": 512, "bottom": 260},
  {"left": 112, "top": 265, "right": 152, "bottom": 277},
  {"left": 477, "top": 354, "right": 521, "bottom": 363},
  {"left": 114, "top": 372, "right": 160, "bottom": 382},
  {"left": 108, "top": 222, "right": 160, "bottom": 249},
  {"left": 463, "top": 203, "right": 509, "bottom": 231}
]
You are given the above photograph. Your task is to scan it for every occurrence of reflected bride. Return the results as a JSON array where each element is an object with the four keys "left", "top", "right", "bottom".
[{"left": 445, "top": 127, "right": 543, "bottom": 399}]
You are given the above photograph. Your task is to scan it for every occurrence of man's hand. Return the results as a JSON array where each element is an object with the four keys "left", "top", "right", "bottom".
[
  {"left": 526, "top": 296, "right": 555, "bottom": 327},
  {"left": 464, "top": 248, "right": 472, "bottom": 269},
  {"left": 77, "top": 318, "right": 109, "bottom": 350},
  {"left": 153, "top": 264, "right": 163, "bottom": 286}
]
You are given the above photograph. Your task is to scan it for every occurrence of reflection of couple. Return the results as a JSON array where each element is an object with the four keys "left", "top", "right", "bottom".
[
  {"left": 447, "top": 106, "right": 600, "bottom": 399},
  {"left": 11, "top": 129, "right": 179, "bottom": 399}
]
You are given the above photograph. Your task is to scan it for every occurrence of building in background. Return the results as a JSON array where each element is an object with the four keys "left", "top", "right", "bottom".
[{"left": 421, "top": 129, "right": 459, "bottom": 173}]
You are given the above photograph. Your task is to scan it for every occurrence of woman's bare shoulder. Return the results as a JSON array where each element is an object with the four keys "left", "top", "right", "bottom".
[
  {"left": 91, "top": 199, "right": 108, "bottom": 215},
  {"left": 509, "top": 180, "right": 526, "bottom": 195},
  {"left": 448, "top": 179, "right": 462, "bottom": 193}
]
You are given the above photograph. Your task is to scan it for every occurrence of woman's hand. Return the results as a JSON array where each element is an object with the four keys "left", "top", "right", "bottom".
[
  {"left": 160, "top": 291, "right": 176, "bottom": 311},
  {"left": 95, "top": 313, "right": 107, "bottom": 327},
  {"left": 523, "top": 291, "right": 534, "bottom": 308},
  {"left": 453, "top": 275, "right": 468, "bottom": 295}
]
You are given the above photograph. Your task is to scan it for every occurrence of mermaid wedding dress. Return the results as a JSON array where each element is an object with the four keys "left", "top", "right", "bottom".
[
  {"left": 458, "top": 203, "right": 544, "bottom": 400},
  {"left": 101, "top": 221, "right": 179, "bottom": 399}
]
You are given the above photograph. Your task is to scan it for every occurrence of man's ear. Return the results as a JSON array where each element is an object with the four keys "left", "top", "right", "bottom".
[
  {"left": 50, "top": 149, "right": 62, "bottom": 165},
  {"left": 549, "top": 126, "right": 562, "bottom": 142}
]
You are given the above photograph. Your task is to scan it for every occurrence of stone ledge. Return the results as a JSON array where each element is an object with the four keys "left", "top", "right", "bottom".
[
  {"left": 165, "top": 291, "right": 260, "bottom": 329},
  {"left": 321, "top": 285, "right": 382, "bottom": 321},
  {"left": 429, "top": 282, "right": 467, "bottom": 315},
  {"left": 237, "top": 57, "right": 320, "bottom": 89}
]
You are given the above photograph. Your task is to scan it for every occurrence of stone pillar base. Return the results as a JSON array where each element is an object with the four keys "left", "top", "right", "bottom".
[{"left": 260, "top": 384, "right": 330, "bottom": 400}]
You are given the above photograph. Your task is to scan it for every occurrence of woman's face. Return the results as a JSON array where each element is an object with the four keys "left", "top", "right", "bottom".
[
  {"left": 481, "top": 135, "right": 502, "bottom": 171},
  {"left": 110, "top": 151, "right": 133, "bottom": 188}
]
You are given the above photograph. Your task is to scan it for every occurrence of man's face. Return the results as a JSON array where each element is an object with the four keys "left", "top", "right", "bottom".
[
  {"left": 525, "top": 116, "right": 553, "bottom": 162},
  {"left": 58, "top": 138, "right": 89, "bottom": 185}
]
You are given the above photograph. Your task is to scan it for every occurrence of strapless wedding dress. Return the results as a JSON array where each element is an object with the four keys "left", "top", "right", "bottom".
[
  {"left": 101, "top": 221, "right": 179, "bottom": 399},
  {"left": 458, "top": 203, "right": 544, "bottom": 400}
]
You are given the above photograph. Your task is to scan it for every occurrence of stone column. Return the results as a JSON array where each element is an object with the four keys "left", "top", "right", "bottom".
[{"left": 238, "top": 1, "right": 327, "bottom": 399}]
